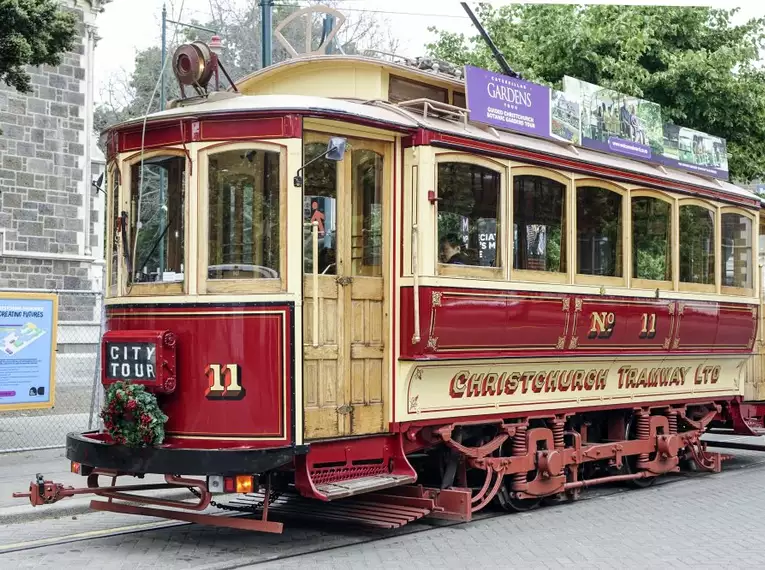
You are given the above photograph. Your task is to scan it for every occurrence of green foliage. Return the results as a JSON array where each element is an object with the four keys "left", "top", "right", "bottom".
[
  {"left": 101, "top": 382, "right": 169, "bottom": 448},
  {"left": 0, "top": 0, "right": 78, "bottom": 93},
  {"left": 427, "top": 5, "right": 765, "bottom": 182}
]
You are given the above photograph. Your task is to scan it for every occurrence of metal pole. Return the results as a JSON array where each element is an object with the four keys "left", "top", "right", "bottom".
[
  {"left": 161, "top": 3, "right": 167, "bottom": 111},
  {"left": 261, "top": 0, "right": 273, "bottom": 68},
  {"left": 460, "top": 2, "right": 519, "bottom": 78}
]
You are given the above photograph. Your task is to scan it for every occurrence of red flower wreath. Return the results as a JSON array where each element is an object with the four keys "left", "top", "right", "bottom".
[{"left": 100, "top": 382, "right": 168, "bottom": 448}]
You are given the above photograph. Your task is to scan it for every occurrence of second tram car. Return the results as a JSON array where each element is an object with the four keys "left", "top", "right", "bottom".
[{"left": 15, "top": 37, "right": 765, "bottom": 531}]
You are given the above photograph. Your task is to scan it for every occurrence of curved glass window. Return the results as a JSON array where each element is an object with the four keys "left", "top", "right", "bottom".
[
  {"left": 513, "top": 175, "right": 566, "bottom": 273},
  {"left": 721, "top": 213, "right": 752, "bottom": 289},
  {"left": 632, "top": 197, "right": 671, "bottom": 281},
  {"left": 207, "top": 149, "right": 280, "bottom": 280},
  {"left": 130, "top": 155, "right": 185, "bottom": 284},
  {"left": 437, "top": 162, "right": 501, "bottom": 268},
  {"left": 679, "top": 205, "right": 715, "bottom": 285},
  {"left": 577, "top": 186, "right": 622, "bottom": 276}
]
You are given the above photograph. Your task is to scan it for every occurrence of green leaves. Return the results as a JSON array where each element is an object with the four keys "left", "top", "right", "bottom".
[
  {"left": 428, "top": 5, "right": 765, "bottom": 183},
  {"left": 0, "top": 0, "right": 78, "bottom": 93}
]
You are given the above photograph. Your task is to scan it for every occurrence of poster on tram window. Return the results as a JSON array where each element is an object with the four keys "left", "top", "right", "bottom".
[
  {"left": 562, "top": 76, "right": 664, "bottom": 162},
  {"left": 659, "top": 124, "right": 729, "bottom": 180},
  {"left": 0, "top": 293, "right": 58, "bottom": 411}
]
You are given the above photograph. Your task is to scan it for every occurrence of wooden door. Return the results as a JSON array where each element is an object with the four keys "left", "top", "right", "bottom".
[{"left": 302, "top": 134, "right": 388, "bottom": 440}]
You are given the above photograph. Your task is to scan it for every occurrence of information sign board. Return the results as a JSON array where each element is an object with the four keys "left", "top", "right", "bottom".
[{"left": 0, "top": 293, "right": 58, "bottom": 411}]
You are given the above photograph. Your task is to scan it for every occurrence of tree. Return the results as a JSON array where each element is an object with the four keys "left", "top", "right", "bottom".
[
  {"left": 0, "top": 0, "right": 78, "bottom": 93},
  {"left": 95, "top": 0, "right": 398, "bottom": 134},
  {"left": 427, "top": 5, "right": 765, "bottom": 183}
]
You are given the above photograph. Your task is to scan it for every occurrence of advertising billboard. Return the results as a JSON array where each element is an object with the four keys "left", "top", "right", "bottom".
[{"left": 464, "top": 64, "right": 729, "bottom": 181}]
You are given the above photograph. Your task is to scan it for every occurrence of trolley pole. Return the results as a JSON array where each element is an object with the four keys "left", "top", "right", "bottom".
[{"left": 261, "top": 0, "right": 274, "bottom": 68}]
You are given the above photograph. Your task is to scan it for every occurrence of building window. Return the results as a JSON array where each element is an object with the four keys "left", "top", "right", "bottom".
[
  {"left": 389, "top": 75, "right": 448, "bottom": 104},
  {"left": 577, "top": 186, "right": 622, "bottom": 276},
  {"left": 437, "top": 162, "right": 501, "bottom": 268},
  {"left": 513, "top": 175, "right": 566, "bottom": 273},
  {"left": 129, "top": 155, "right": 185, "bottom": 284},
  {"left": 679, "top": 205, "right": 715, "bottom": 285},
  {"left": 721, "top": 212, "right": 752, "bottom": 289},
  {"left": 208, "top": 149, "right": 280, "bottom": 281},
  {"left": 632, "top": 197, "right": 671, "bottom": 281}
]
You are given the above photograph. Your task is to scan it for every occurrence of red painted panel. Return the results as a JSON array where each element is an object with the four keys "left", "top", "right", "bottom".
[
  {"left": 400, "top": 286, "right": 756, "bottom": 359},
  {"left": 200, "top": 117, "right": 292, "bottom": 141},
  {"left": 571, "top": 297, "right": 675, "bottom": 352},
  {"left": 106, "top": 304, "right": 292, "bottom": 446},
  {"left": 716, "top": 304, "right": 757, "bottom": 350}
]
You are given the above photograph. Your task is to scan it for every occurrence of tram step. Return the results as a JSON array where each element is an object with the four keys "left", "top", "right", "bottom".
[{"left": 316, "top": 474, "right": 416, "bottom": 500}]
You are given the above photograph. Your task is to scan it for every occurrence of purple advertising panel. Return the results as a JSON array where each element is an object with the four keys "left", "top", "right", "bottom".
[{"left": 464, "top": 65, "right": 551, "bottom": 139}]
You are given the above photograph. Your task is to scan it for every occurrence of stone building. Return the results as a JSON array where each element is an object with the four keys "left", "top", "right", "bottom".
[{"left": 0, "top": 1, "right": 106, "bottom": 393}]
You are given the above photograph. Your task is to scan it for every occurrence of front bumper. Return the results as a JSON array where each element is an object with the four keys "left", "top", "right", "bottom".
[{"left": 66, "top": 431, "right": 308, "bottom": 476}]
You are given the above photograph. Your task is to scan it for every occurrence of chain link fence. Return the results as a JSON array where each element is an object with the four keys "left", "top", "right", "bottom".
[{"left": 0, "top": 291, "right": 104, "bottom": 453}]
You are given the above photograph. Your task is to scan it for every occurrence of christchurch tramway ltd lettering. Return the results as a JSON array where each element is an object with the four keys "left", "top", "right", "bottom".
[{"left": 448, "top": 364, "right": 720, "bottom": 399}]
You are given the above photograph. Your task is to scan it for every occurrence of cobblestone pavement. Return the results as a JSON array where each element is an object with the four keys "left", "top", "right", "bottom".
[{"left": 1, "top": 442, "right": 764, "bottom": 570}]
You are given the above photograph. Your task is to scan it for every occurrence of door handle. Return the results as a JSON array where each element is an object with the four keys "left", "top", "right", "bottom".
[{"left": 335, "top": 276, "right": 353, "bottom": 286}]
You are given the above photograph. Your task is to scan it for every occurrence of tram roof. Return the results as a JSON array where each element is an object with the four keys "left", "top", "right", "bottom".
[{"left": 120, "top": 90, "right": 758, "bottom": 206}]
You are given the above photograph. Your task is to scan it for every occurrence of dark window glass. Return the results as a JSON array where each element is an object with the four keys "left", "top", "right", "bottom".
[
  {"left": 437, "top": 162, "right": 501, "bottom": 268},
  {"left": 130, "top": 155, "right": 185, "bottom": 284},
  {"left": 208, "top": 149, "right": 280, "bottom": 280},
  {"left": 577, "top": 186, "right": 622, "bottom": 276},
  {"left": 679, "top": 205, "right": 715, "bottom": 285},
  {"left": 721, "top": 213, "right": 752, "bottom": 288},
  {"left": 632, "top": 197, "right": 671, "bottom": 281},
  {"left": 389, "top": 75, "right": 448, "bottom": 104},
  {"left": 513, "top": 175, "right": 566, "bottom": 273}
]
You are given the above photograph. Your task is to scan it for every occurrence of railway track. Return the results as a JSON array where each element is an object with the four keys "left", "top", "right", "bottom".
[
  {"left": 3, "top": 441, "right": 764, "bottom": 567},
  {"left": 0, "top": 472, "right": 716, "bottom": 564}
]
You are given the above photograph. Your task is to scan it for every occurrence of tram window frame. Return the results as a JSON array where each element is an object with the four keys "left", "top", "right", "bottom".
[
  {"left": 720, "top": 207, "right": 756, "bottom": 296},
  {"left": 123, "top": 149, "right": 188, "bottom": 297},
  {"left": 510, "top": 166, "right": 570, "bottom": 285},
  {"left": 573, "top": 179, "right": 628, "bottom": 288},
  {"left": 106, "top": 163, "right": 122, "bottom": 297},
  {"left": 434, "top": 153, "right": 506, "bottom": 281},
  {"left": 198, "top": 141, "right": 287, "bottom": 295},
  {"left": 677, "top": 199, "right": 718, "bottom": 293},
  {"left": 630, "top": 190, "right": 674, "bottom": 291}
]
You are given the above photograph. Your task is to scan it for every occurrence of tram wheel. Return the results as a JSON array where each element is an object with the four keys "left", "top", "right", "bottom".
[
  {"left": 624, "top": 413, "right": 656, "bottom": 488},
  {"left": 495, "top": 485, "right": 542, "bottom": 512}
]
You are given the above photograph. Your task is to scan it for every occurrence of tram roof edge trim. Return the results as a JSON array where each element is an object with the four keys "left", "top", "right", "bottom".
[{"left": 107, "top": 93, "right": 758, "bottom": 207}]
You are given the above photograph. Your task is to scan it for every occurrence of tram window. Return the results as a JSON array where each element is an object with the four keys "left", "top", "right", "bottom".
[
  {"left": 576, "top": 186, "right": 622, "bottom": 277},
  {"left": 679, "top": 205, "right": 715, "bottom": 285},
  {"left": 352, "top": 149, "right": 384, "bottom": 277},
  {"left": 437, "top": 162, "right": 501, "bottom": 268},
  {"left": 130, "top": 155, "right": 185, "bottom": 284},
  {"left": 721, "top": 213, "right": 752, "bottom": 289},
  {"left": 389, "top": 76, "right": 448, "bottom": 104},
  {"left": 453, "top": 91, "right": 466, "bottom": 108},
  {"left": 513, "top": 175, "right": 566, "bottom": 273},
  {"left": 207, "top": 149, "right": 280, "bottom": 280},
  {"left": 632, "top": 197, "right": 671, "bottom": 281},
  {"left": 304, "top": 142, "right": 338, "bottom": 276}
]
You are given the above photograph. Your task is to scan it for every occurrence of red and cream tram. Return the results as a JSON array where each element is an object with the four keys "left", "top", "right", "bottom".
[{"left": 15, "top": 39, "right": 765, "bottom": 532}]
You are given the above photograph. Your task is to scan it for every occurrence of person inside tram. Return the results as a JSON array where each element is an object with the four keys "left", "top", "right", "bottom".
[{"left": 440, "top": 233, "right": 470, "bottom": 265}]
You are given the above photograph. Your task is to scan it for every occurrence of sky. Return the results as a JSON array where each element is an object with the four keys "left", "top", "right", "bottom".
[{"left": 92, "top": 0, "right": 765, "bottom": 106}]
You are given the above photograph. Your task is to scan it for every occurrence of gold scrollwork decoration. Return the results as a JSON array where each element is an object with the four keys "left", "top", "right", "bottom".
[
  {"left": 427, "top": 336, "right": 438, "bottom": 350},
  {"left": 432, "top": 291, "right": 443, "bottom": 307}
]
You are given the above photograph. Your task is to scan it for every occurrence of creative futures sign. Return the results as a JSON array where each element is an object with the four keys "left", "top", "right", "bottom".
[{"left": 464, "top": 65, "right": 730, "bottom": 181}]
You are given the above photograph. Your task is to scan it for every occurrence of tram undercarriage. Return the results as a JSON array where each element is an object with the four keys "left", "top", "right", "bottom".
[{"left": 15, "top": 401, "right": 750, "bottom": 533}]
